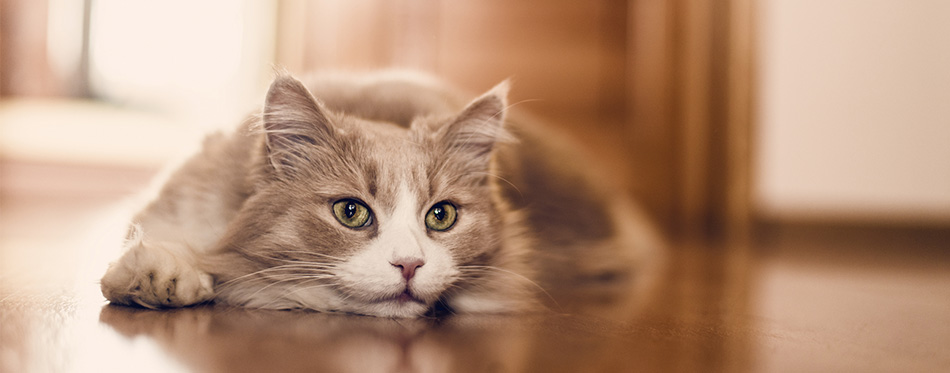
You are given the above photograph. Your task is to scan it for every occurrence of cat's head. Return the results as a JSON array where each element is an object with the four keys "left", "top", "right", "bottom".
[{"left": 211, "top": 74, "right": 531, "bottom": 317}]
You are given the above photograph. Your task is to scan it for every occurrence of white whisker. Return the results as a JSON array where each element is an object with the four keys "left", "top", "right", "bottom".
[{"left": 458, "top": 265, "right": 559, "bottom": 309}]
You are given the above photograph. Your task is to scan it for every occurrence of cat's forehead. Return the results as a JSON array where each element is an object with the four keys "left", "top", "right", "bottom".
[
  {"left": 348, "top": 119, "right": 424, "bottom": 163},
  {"left": 341, "top": 117, "right": 431, "bottom": 207}
]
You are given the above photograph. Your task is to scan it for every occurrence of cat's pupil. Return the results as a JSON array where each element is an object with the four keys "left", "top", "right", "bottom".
[
  {"left": 345, "top": 202, "right": 357, "bottom": 218},
  {"left": 433, "top": 207, "right": 445, "bottom": 221}
]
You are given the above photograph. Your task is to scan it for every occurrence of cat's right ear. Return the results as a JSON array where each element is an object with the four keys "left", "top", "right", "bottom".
[{"left": 261, "top": 74, "right": 334, "bottom": 173}]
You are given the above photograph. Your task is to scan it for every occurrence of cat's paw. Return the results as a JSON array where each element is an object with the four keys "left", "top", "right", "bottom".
[{"left": 101, "top": 241, "right": 214, "bottom": 308}]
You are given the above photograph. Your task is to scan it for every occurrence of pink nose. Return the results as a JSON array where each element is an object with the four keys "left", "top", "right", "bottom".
[{"left": 391, "top": 258, "right": 425, "bottom": 281}]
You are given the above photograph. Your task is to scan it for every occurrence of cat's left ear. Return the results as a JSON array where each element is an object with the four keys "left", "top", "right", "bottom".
[
  {"left": 437, "top": 81, "right": 514, "bottom": 167},
  {"left": 261, "top": 73, "right": 336, "bottom": 175}
]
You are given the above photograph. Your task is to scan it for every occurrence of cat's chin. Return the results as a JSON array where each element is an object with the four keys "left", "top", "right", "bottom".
[
  {"left": 388, "top": 291, "right": 424, "bottom": 304},
  {"left": 356, "top": 296, "right": 429, "bottom": 318},
  {"left": 217, "top": 286, "right": 430, "bottom": 318}
]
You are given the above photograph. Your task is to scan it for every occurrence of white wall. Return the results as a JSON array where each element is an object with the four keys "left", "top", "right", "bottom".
[
  {"left": 756, "top": 0, "right": 950, "bottom": 223},
  {"left": 86, "top": 0, "right": 276, "bottom": 129}
]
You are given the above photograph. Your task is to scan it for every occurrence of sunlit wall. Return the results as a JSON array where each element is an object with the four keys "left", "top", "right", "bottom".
[
  {"left": 1, "top": 0, "right": 278, "bottom": 167},
  {"left": 756, "top": 0, "right": 950, "bottom": 223},
  {"left": 85, "top": 0, "right": 276, "bottom": 128}
]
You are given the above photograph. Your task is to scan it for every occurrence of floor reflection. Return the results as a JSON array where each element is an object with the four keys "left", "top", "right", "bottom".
[
  {"left": 100, "top": 304, "right": 530, "bottom": 373},
  {"left": 98, "top": 305, "right": 668, "bottom": 373}
]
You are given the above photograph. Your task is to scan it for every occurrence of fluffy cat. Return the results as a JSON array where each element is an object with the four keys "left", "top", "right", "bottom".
[{"left": 100, "top": 71, "right": 657, "bottom": 318}]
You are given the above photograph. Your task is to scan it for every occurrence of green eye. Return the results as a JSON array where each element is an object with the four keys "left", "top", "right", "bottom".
[
  {"left": 332, "top": 199, "right": 372, "bottom": 228},
  {"left": 425, "top": 201, "right": 457, "bottom": 231}
]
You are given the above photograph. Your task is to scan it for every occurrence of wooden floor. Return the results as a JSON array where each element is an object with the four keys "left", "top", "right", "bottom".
[{"left": 1, "top": 162, "right": 949, "bottom": 372}]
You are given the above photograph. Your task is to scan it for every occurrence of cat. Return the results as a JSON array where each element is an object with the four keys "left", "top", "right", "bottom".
[{"left": 100, "top": 70, "right": 660, "bottom": 318}]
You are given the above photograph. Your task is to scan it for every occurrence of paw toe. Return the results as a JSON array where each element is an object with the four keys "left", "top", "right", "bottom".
[{"left": 100, "top": 241, "right": 212, "bottom": 308}]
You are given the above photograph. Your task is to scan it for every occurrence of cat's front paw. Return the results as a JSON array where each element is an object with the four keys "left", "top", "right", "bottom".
[{"left": 101, "top": 241, "right": 214, "bottom": 308}]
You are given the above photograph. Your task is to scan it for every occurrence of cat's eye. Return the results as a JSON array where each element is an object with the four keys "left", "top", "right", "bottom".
[
  {"left": 332, "top": 199, "right": 372, "bottom": 228},
  {"left": 425, "top": 201, "right": 457, "bottom": 231}
]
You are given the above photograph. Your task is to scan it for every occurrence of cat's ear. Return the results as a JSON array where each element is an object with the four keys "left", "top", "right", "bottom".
[
  {"left": 437, "top": 81, "right": 514, "bottom": 168},
  {"left": 261, "top": 74, "right": 334, "bottom": 173}
]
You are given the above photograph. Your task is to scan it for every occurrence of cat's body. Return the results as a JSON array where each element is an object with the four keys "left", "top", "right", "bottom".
[{"left": 100, "top": 71, "right": 659, "bottom": 318}]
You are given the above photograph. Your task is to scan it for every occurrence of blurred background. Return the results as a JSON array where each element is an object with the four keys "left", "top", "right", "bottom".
[{"left": 1, "top": 0, "right": 948, "bottom": 240}]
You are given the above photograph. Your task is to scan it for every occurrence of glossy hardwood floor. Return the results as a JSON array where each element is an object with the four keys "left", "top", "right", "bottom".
[{"left": 2, "top": 162, "right": 948, "bottom": 372}]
